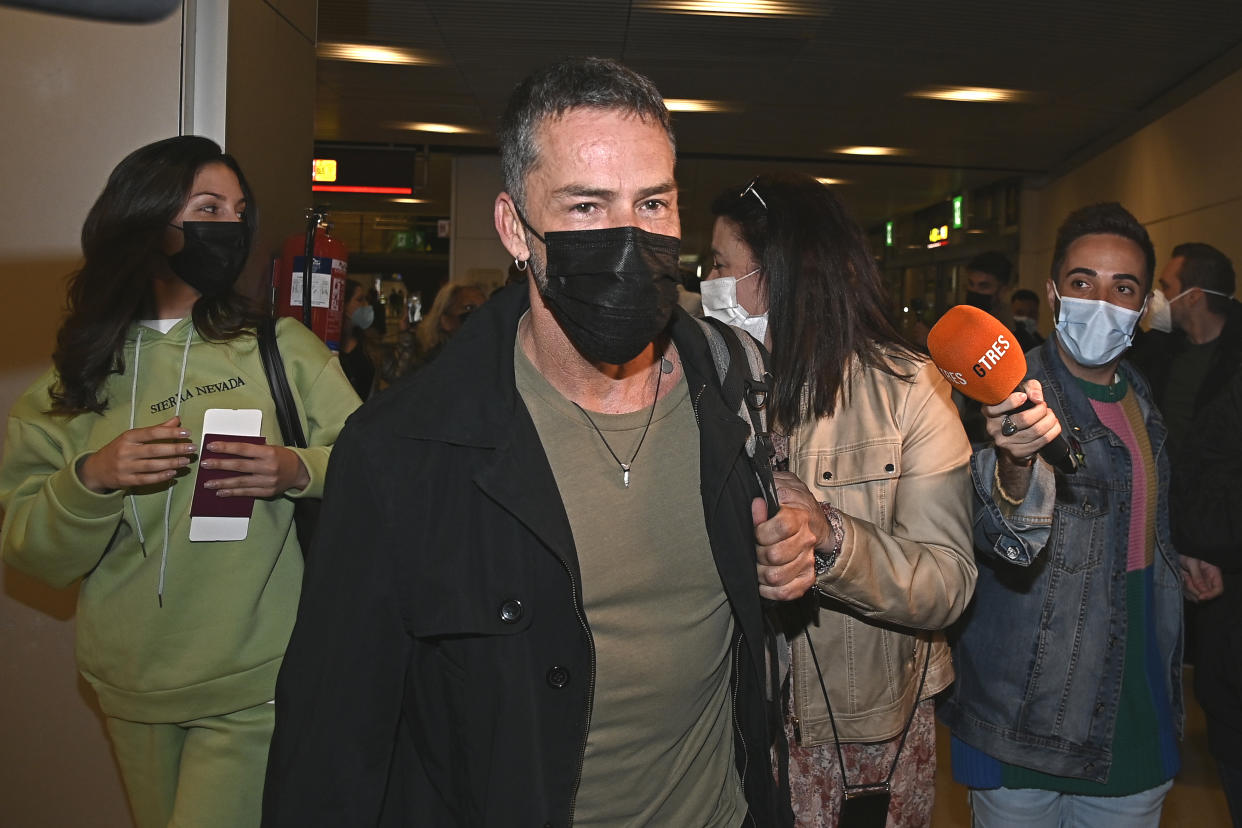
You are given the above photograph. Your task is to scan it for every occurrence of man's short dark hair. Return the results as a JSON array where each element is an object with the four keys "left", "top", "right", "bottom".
[
  {"left": 1011, "top": 288, "right": 1040, "bottom": 305},
  {"left": 497, "top": 57, "right": 674, "bottom": 211},
  {"left": 966, "top": 251, "right": 1012, "bottom": 285},
  {"left": 1050, "top": 202, "right": 1156, "bottom": 290},
  {"left": 1172, "top": 242, "right": 1235, "bottom": 315}
]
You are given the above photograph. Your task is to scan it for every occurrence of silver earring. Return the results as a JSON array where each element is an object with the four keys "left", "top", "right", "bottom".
[{"left": 514, "top": 258, "right": 528, "bottom": 272}]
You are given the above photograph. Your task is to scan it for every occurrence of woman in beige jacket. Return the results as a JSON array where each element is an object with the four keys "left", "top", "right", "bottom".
[{"left": 706, "top": 174, "right": 976, "bottom": 827}]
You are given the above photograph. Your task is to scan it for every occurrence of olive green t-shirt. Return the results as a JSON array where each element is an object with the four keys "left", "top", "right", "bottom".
[{"left": 515, "top": 339, "right": 745, "bottom": 827}]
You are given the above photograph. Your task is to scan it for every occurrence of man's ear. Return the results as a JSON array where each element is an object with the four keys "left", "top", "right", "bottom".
[
  {"left": 1045, "top": 278, "right": 1059, "bottom": 317},
  {"left": 494, "top": 194, "right": 531, "bottom": 262}
]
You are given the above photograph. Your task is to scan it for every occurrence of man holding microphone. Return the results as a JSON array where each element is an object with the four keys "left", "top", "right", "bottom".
[{"left": 940, "top": 202, "right": 1216, "bottom": 826}]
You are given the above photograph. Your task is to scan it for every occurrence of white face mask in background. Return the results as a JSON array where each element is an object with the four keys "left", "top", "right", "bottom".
[
  {"left": 1052, "top": 286, "right": 1145, "bottom": 367},
  {"left": 1142, "top": 286, "right": 1232, "bottom": 333},
  {"left": 701, "top": 268, "right": 768, "bottom": 343}
]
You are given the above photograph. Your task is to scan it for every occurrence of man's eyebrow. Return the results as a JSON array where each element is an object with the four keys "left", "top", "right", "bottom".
[
  {"left": 1066, "top": 267, "right": 1098, "bottom": 278},
  {"left": 1112, "top": 272, "right": 1141, "bottom": 284},
  {"left": 549, "top": 181, "right": 678, "bottom": 201},
  {"left": 636, "top": 180, "right": 678, "bottom": 200},
  {"left": 551, "top": 185, "right": 614, "bottom": 200}
]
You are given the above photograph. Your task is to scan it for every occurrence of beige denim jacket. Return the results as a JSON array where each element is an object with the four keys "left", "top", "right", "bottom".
[{"left": 786, "top": 349, "right": 975, "bottom": 745}]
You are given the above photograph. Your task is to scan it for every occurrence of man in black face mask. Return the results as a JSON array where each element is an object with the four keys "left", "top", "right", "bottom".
[
  {"left": 266, "top": 57, "right": 818, "bottom": 826},
  {"left": 962, "top": 250, "right": 1015, "bottom": 325}
]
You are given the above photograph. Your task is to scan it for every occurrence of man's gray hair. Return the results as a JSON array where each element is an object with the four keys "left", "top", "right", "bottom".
[{"left": 497, "top": 57, "right": 675, "bottom": 212}]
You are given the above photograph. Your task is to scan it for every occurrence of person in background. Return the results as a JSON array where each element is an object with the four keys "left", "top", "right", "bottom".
[
  {"left": 1130, "top": 242, "right": 1241, "bottom": 459},
  {"left": 962, "top": 250, "right": 1015, "bottom": 327},
  {"left": 1010, "top": 287, "right": 1045, "bottom": 352},
  {"left": 707, "top": 173, "right": 976, "bottom": 827},
  {"left": 381, "top": 279, "right": 487, "bottom": 383},
  {"left": 0, "top": 136, "right": 360, "bottom": 828},
  {"left": 338, "top": 278, "right": 376, "bottom": 400},
  {"left": 941, "top": 202, "right": 1200, "bottom": 827},
  {"left": 1129, "top": 242, "right": 1238, "bottom": 825},
  {"left": 264, "top": 56, "right": 818, "bottom": 826},
  {"left": 1168, "top": 370, "right": 1242, "bottom": 827},
  {"left": 953, "top": 252, "right": 1016, "bottom": 442}
]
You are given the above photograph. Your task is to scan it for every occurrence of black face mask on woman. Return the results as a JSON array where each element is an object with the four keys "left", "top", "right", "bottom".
[
  {"left": 168, "top": 221, "right": 251, "bottom": 297},
  {"left": 519, "top": 213, "right": 680, "bottom": 365}
]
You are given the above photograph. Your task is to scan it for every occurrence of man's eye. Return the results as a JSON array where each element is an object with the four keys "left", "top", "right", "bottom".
[
  {"left": 570, "top": 203, "right": 596, "bottom": 215},
  {"left": 640, "top": 199, "right": 668, "bottom": 212}
]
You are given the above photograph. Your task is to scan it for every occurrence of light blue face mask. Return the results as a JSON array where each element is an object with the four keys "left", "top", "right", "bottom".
[
  {"left": 350, "top": 304, "right": 375, "bottom": 330},
  {"left": 1052, "top": 286, "right": 1146, "bottom": 367}
]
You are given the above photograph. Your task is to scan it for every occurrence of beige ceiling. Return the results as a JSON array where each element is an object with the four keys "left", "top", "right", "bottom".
[{"left": 315, "top": 0, "right": 1242, "bottom": 251}]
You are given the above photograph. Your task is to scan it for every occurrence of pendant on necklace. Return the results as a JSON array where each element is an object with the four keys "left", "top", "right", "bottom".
[{"left": 621, "top": 463, "right": 631, "bottom": 488}]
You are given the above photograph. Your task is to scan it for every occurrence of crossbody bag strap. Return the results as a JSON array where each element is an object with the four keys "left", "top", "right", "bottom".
[
  {"left": 803, "top": 628, "right": 932, "bottom": 794},
  {"left": 257, "top": 317, "right": 309, "bottom": 449}
]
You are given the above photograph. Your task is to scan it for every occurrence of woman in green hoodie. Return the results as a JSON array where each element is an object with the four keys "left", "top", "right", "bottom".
[{"left": 0, "top": 136, "right": 361, "bottom": 827}]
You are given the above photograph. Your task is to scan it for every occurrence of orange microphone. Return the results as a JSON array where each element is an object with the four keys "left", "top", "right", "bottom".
[{"left": 927, "top": 305, "right": 1078, "bottom": 474}]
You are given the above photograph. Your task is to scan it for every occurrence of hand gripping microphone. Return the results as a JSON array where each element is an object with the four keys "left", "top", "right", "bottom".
[{"left": 926, "top": 305, "right": 1078, "bottom": 474}]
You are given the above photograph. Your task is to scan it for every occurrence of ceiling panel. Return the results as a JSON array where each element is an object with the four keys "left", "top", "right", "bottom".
[{"left": 315, "top": 0, "right": 1242, "bottom": 233}]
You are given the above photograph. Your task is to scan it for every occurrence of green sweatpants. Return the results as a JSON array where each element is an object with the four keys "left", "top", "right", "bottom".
[{"left": 105, "top": 701, "right": 274, "bottom": 828}]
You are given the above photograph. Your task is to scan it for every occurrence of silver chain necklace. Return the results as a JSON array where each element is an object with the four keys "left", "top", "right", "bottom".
[{"left": 571, "top": 357, "right": 669, "bottom": 488}]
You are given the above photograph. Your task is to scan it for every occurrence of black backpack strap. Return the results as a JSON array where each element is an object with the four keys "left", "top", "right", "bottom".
[
  {"left": 257, "top": 317, "right": 309, "bottom": 449},
  {"left": 694, "top": 316, "right": 780, "bottom": 514}
]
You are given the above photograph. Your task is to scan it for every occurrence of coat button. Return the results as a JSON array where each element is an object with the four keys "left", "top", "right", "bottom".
[
  {"left": 546, "top": 666, "right": 570, "bottom": 688},
  {"left": 1005, "top": 546, "right": 1019, "bottom": 560},
  {"left": 885, "top": 463, "right": 895, "bottom": 473},
  {"left": 822, "top": 471, "right": 832, "bottom": 480},
  {"left": 499, "top": 599, "right": 523, "bottom": 624}
]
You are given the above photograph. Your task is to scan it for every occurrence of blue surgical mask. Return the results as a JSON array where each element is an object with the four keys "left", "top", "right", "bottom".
[
  {"left": 350, "top": 304, "right": 375, "bottom": 330},
  {"left": 1052, "top": 286, "right": 1145, "bottom": 367}
]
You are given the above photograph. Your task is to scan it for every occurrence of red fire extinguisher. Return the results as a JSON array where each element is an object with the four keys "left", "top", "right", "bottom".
[{"left": 271, "top": 209, "right": 349, "bottom": 351}]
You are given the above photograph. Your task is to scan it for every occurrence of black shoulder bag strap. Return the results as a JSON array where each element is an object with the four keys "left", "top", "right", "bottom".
[
  {"left": 258, "top": 317, "right": 307, "bottom": 449},
  {"left": 257, "top": 317, "right": 319, "bottom": 557}
]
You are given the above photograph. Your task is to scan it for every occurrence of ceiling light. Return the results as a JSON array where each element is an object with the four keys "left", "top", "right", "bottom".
[
  {"left": 317, "top": 42, "right": 437, "bottom": 66},
  {"left": 908, "top": 86, "right": 1029, "bottom": 103},
  {"left": 395, "top": 122, "right": 479, "bottom": 134},
  {"left": 816, "top": 177, "right": 846, "bottom": 185},
  {"left": 832, "top": 146, "right": 906, "bottom": 157},
  {"left": 637, "top": 1, "right": 821, "bottom": 17},
  {"left": 390, "top": 198, "right": 430, "bottom": 205},
  {"left": 664, "top": 98, "right": 733, "bottom": 113}
]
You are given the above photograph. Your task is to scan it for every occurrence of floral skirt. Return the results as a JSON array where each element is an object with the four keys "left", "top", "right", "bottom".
[{"left": 780, "top": 697, "right": 937, "bottom": 828}]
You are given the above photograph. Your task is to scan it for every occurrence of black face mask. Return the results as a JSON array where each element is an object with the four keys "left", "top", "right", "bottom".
[
  {"left": 964, "top": 290, "right": 995, "bottom": 312},
  {"left": 521, "top": 216, "right": 680, "bottom": 365},
  {"left": 168, "top": 221, "right": 251, "bottom": 297}
]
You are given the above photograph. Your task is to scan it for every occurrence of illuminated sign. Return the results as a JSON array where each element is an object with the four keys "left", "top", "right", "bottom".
[
  {"left": 927, "top": 224, "right": 949, "bottom": 248},
  {"left": 885, "top": 221, "right": 894, "bottom": 247},
  {"left": 952, "top": 195, "right": 963, "bottom": 229},
  {"left": 310, "top": 145, "right": 418, "bottom": 194},
  {"left": 312, "top": 159, "right": 338, "bottom": 183}
]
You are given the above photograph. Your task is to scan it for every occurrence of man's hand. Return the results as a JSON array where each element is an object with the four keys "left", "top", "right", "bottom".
[
  {"left": 984, "top": 379, "right": 1062, "bottom": 501},
  {"left": 985, "top": 379, "right": 1061, "bottom": 463},
  {"left": 752, "top": 471, "right": 825, "bottom": 601},
  {"left": 1182, "top": 555, "right": 1224, "bottom": 602}
]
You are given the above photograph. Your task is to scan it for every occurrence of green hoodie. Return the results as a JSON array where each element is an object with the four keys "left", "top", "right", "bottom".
[{"left": 0, "top": 317, "right": 361, "bottom": 723}]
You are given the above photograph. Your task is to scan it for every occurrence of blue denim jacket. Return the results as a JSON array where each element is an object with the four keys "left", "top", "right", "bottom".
[{"left": 940, "top": 337, "right": 1184, "bottom": 783}]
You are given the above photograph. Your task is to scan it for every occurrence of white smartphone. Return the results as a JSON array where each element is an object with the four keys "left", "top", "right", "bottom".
[{"left": 188, "top": 408, "right": 264, "bottom": 542}]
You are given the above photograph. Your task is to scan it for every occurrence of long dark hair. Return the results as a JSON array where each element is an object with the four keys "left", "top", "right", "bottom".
[
  {"left": 50, "top": 136, "right": 262, "bottom": 415},
  {"left": 711, "top": 173, "right": 915, "bottom": 431}
]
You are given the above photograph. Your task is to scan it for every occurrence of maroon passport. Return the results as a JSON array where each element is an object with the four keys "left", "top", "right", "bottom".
[{"left": 189, "top": 433, "right": 266, "bottom": 518}]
